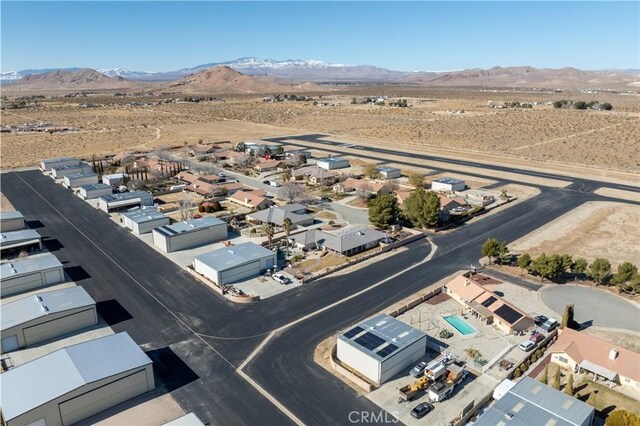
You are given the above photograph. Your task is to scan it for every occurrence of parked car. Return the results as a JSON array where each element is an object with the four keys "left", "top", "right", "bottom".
[
  {"left": 410, "top": 361, "right": 428, "bottom": 378},
  {"left": 410, "top": 402, "right": 433, "bottom": 419},
  {"left": 270, "top": 181, "right": 281, "bottom": 187},
  {"left": 218, "top": 172, "right": 226, "bottom": 177},
  {"left": 262, "top": 180, "right": 271, "bottom": 185},
  {"left": 320, "top": 196, "right": 332, "bottom": 202},
  {"left": 534, "top": 315, "right": 548, "bottom": 326},
  {"left": 519, "top": 340, "right": 536, "bottom": 352},
  {"left": 530, "top": 332, "right": 545, "bottom": 344},
  {"left": 541, "top": 318, "right": 559, "bottom": 332},
  {"left": 272, "top": 273, "right": 289, "bottom": 284}
]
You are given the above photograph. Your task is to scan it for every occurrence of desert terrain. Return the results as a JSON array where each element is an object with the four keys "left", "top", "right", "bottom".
[{"left": 2, "top": 87, "right": 639, "bottom": 177}]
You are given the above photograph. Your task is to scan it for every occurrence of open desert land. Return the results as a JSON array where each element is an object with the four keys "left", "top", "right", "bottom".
[
  {"left": 508, "top": 201, "right": 640, "bottom": 267},
  {"left": 1, "top": 88, "right": 639, "bottom": 184}
]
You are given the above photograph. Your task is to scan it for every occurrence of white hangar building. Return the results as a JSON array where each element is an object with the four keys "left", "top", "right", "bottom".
[
  {"left": 0, "top": 332, "right": 154, "bottom": 426},
  {"left": 63, "top": 172, "right": 98, "bottom": 189},
  {"left": 78, "top": 183, "right": 113, "bottom": 200},
  {"left": 193, "top": 242, "right": 276, "bottom": 285},
  {"left": 50, "top": 164, "right": 93, "bottom": 179},
  {"left": 122, "top": 207, "right": 170, "bottom": 234},
  {"left": 1, "top": 286, "right": 97, "bottom": 354},
  {"left": 0, "top": 211, "right": 25, "bottom": 233},
  {"left": 40, "top": 157, "right": 80, "bottom": 172},
  {"left": 337, "top": 314, "right": 427, "bottom": 385},
  {"left": 0, "top": 229, "right": 43, "bottom": 258},
  {"left": 0, "top": 253, "right": 65, "bottom": 297},
  {"left": 152, "top": 217, "right": 227, "bottom": 253},
  {"left": 98, "top": 191, "right": 154, "bottom": 213}
]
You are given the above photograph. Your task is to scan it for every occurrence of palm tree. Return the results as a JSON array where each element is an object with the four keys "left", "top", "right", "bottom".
[
  {"left": 264, "top": 224, "right": 275, "bottom": 250},
  {"left": 282, "top": 218, "right": 293, "bottom": 256}
]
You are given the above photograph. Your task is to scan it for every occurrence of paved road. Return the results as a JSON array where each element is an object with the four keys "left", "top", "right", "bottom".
[
  {"left": 2, "top": 153, "right": 638, "bottom": 425},
  {"left": 540, "top": 285, "right": 640, "bottom": 332}
]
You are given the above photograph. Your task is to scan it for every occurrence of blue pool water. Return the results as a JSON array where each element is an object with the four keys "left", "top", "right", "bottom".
[{"left": 443, "top": 315, "right": 477, "bottom": 336}]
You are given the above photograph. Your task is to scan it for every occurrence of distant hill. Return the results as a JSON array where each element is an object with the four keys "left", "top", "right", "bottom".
[
  {"left": 4, "top": 68, "right": 139, "bottom": 92},
  {"left": 162, "top": 66, "right": 322, "bottom": 94},
  {"left": 403, "top": 66, "right": 640, "bottom": 90}
]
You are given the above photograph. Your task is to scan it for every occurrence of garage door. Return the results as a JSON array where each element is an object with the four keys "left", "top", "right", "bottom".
[
  {"left": 1, "top": 335, "right": 19, "bottom": 353},
  {"left": 59, "top": 369, "right": 149, "bottom": 425},
  {"left": 24, "top": 309, "right": 97, "bottom": 346},
  {"left": 2, "top": 274, "right": 43, "bottom": 296},
  {"left": 219, "top": 260, "right": 260, "bottom": 284}
]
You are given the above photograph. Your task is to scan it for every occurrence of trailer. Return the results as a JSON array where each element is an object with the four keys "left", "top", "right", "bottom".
[{"left": 427, "top": 365, "right": 468, "bottom": 402}]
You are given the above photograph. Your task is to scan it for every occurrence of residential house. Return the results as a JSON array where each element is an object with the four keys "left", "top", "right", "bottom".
[
  {"left": 246, "top": 204, "right": 314, "bottom": 228},
  {"left": 291, "top": 166, "right": 336, "bottom": 185},
  {"left": 174, "top": 171, "right": 200, "bottom": 185},
  {"left": 444, "top": 273, "right": 534, "bottom": 334},
  {"left": 333, "top": 178, "right": 386, "bottom": 196},
  {"left": 229, "top": 191, "right": 271, "bottom": 211},
  {"left": 190, "top": 144, "right": 217, "bottom": 155},
  {"left": 290, "top": 225, "right": 385, "bottom": 256},
  {"left": 254, "top": 159, "right": 282, "bottom": 173},
  {"left": 549, "top": 328, "right": 640, "bottom": 398}
]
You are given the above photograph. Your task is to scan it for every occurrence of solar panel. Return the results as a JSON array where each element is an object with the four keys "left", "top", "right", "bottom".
[
  {"left": 376, "top": 344, "right": 398, "bottom": 358},
  {"left": 354, "top": 332, "right": 385, "bottom": 351},
  {"left": 343, "top": 326, "right": 364, "bottom": 339},
  {"left": 495, "top": 304, "right": 523, "bottom": 324},
  {"left": 481, "top": 296, "right": 497, "bottom": 307}
]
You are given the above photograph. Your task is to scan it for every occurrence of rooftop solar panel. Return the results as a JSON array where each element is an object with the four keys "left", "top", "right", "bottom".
[
  {"left": 354, "top": 332, "right": 385, "bottom": 351},
  {"left": 481, "top": 296, "right": 497, "bottom": 307},
  {"left": 376, "top": 344, "right": 398, "bottom": 358},
  {"left": 343, "top": 326, "right": 364, "bottom": 339},
  {"left": 495, "top": 304, "right": 524, "bottom": 324}
]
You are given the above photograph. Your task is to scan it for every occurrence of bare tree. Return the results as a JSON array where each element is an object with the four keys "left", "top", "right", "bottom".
[
  {"left": 187, "top": 159, "right": 219, "bottom": 175},
  {"left": 235, "top": 154, "right": 255, "bottom": 169},
  {"left": 356, "top": 182, "right": 373, "bottom": 204},
  {"left": 380, "top": 179, "right": 400, "bottom": 195},
  {"left": 178, "top": 198, "right": 194, "bottom": 222},
  {"left": 127, "top": 179, "right": 145, "bottom": 191},
  {"left": 153, "top": 146, "right": 175, "bottom": 162},
  {"left": 278, "top": 182, "right": 307, "bottom": 203}
]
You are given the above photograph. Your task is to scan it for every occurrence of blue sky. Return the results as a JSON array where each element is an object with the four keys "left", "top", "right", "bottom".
[{"left": 2, "top": 2, "right": 638, "bottom": 72}]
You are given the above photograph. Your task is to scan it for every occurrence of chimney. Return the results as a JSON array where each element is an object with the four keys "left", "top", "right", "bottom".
[{"left": 609, "top": 348, "right": 619, "bottom": 360}]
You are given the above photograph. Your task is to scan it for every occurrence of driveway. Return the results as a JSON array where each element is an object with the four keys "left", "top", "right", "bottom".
[{"left": 540, "top": 285, "right": 640, "bottom": 332}]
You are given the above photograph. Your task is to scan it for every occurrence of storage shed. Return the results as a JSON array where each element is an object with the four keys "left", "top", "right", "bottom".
[
  {"left": 63, "top": 172, "right": 99, "bottom": 189},
  {"left": 51, "top": 164, "right": 93, "bottom": 179},
  {"left": 193, "top": 242, "right": 276, "bottom": 285},
  {"left": 1, "top": 286, "right": 97, "bottom": 353},
  {"left": 0, "top": 229, "right": 43, "bottom": 258},
  {"left": 102, "top": 173, "right": 128, "bottom": 187},
  {"left": 98, "top": 191, "right": 154, "bottom": 213},
  {"left": 78, "top": 183, "right": 113, "bottom": 200},
  {"left": 152, "top": 217, "right": 227, "bottom": 253},
  {"left": 40, "top": 157, "right": 80, "bottom": 172},
  {"left": 122, "top": 207, "right": 170, "bottom": 234},
  {"left": 316, "top": 157, "right": 350, "bottom": 170},
  {"left": 0, "top": 211, "right": 25, "bottom": 232},
  {"left": 0, "top": 253, "right": 65, "bottom": 297},
  {"left": 0, "top": 332, "right": 155, "bottom": 426},
  {"left": 337, "top": 314, "right": 427, "bottom": 385}
]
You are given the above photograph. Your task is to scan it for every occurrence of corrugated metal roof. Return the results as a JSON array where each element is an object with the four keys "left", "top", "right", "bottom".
[
  {"left": 41, "top": 156, "right": 79, "bottom": 164},
  {"left": 194, "top": 242, "right": 275, "bottom": 272},
  {"left": 1, "top": 286, "right": 94, "bottom": 330},
  {"left": 321, "top": 225, "right": 385, "bottom": 253},
  {"left": 0, "top": 332, "right": 152, "bottom": 421},
  {"left": 122, "top": 207, "right": 168, "bottom": 224},
  {"left": 99, "top": 191, "right": 153, "bottom": 203},
  {"left": 476, "top": 377, "right": 594, "bottom": 426},
  {"left": 0, "top": 229, "right": 41, "bottom": 244},
  {"left": 434, "top": 177, "right": 464, "bottom": 185},
  {"left": 79, "top": 183, "right": 112, "bottom": 191},
  {"left": 0, "top": 253, "right": 62, "bottom": 278},
  {"left": 0, "top": 211, "right": 24, "bottom": 221},
  {"left": 247, "top": 204, "right": 312, "bottom": 227},
  {"left": 102, "top": 173, "right": 127, "bottom": 179},
  {"left": 154, "top": 217, "right": 225, "bottom": 236},
  {"left": 338, "top": 314, "right": 426, "bottom": 361},
  {"left": 64, "top": 172, "right": 98, "bottom": 180}
]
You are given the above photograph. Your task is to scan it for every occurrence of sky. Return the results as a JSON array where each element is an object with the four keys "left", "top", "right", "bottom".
[{"left": 2, "top": 1, "right": 639, "bottom": 72}]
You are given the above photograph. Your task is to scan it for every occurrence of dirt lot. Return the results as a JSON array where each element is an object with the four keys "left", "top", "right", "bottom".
[
  {"left": 0, "top": 192, "right": 15, "bottom": 211},
  {"left": 2, "top": 89, "right": 639, "bottom": 181},
  {"left": 509, "top": 201, "right": 640, "bottom": 267}
]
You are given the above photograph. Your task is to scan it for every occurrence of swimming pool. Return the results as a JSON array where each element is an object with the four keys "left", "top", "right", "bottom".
[{"left": 442, "top": 315, "right": 477, "bottom": 336}]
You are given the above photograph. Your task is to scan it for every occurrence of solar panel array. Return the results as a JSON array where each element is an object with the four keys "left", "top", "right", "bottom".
[
  {"left": 343, "top": 326, "right": 364, "bottom": 339},
  {"left": 376, "top": 344, "right": 398, "bottom": 358},
  {"left": 495, "top": 304, "right": 523, "bottom": 324},
  {"left": 354, "top": 332, "right": 385, "bottom": 351},
  {"left": 481, "top": 296, "right": 497, "bottom": 307}
]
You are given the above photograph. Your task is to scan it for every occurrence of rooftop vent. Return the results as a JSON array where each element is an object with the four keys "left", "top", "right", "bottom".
[{"left": 609, "top": 348, "right": 619, "bottom": 360}]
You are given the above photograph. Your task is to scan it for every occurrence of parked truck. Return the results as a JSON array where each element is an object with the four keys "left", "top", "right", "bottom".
[
  {"left": 398, "top": 376, "right": 430, "bottom": 403},
  {"left": 427, "top": 364, "right": 468, "bottom": 403}
]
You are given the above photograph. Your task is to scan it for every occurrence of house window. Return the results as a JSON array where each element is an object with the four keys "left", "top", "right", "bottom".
[{"left": 557, "top": 356, "right": 568, "bottom": 363}]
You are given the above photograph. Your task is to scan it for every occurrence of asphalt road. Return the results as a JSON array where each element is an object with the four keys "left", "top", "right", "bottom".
[
  {"left": 2, "top": 153, "right": 638, "bottom": 425},
  {"left": 540, "top": 285, "right": 640, "bottom": 332}
]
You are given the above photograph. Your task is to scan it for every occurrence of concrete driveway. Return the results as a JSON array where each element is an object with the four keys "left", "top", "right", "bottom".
[{"left": 540, "top": 285, "right": 640, "bottom": 332}]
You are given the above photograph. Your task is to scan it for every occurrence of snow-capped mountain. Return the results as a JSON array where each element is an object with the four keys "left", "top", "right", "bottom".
[
  {"left": 1, "top": 71, "right": 23, "bottom": 81},
  {"left": 96, "top": 68, "right": 158, "bottom": 79}
]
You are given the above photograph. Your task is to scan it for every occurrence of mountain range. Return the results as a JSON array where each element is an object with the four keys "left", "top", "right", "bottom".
[{"left": 2, "top": 57, "right": 639, "bottom": 92}]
